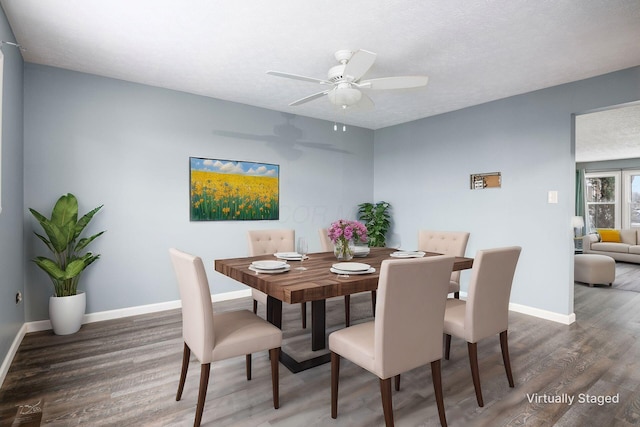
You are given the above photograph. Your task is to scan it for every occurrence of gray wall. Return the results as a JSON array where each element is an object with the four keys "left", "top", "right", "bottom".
[
  {"left": 374, "top": 67, "right": 640, "bottom": 315},
  {"left": 0, "top": 9, "right": 24, "bottom": 367},
  {"left": 23, "top": 64, "right": 374, "bottom": 321}
]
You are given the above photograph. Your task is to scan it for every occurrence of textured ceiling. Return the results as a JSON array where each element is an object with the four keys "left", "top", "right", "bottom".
[
  {"left": 576, "top": 103, "right": 640, "bottom": 163},
  {"left": 1, "top": 0, "right": 640, "bottom": 155}
]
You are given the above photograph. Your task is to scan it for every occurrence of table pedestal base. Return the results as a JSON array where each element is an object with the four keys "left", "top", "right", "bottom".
[
  {"left": 279, "top": 351, "right": 331, "bottom": 373},
  {"left": 267, "top": 297, "right": 329, "bottom": 373}
]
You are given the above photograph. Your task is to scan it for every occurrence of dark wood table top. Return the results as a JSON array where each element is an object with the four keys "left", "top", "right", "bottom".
[{"left": 214, "top": 247, "right": 474, "bottom": 305}]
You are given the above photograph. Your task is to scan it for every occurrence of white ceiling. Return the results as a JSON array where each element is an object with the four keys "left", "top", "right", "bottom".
[
  {"left": 576, "top": 103, "right": 640, "bottom": 163},
  {"left": 1, "top": 0, "right": 640, "bottom": 156}
]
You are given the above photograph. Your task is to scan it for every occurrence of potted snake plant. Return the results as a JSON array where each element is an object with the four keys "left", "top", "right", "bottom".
[{"left": 29, "top": 193, "right": 105, "bottom": 335}]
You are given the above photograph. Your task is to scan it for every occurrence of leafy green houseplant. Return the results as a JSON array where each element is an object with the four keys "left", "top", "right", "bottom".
[
  {"left": 357, "top": 201, "right": 391, "bottom": 247},
  {"left": 30, "top": 193, "right": 105, "bottom": 297}
]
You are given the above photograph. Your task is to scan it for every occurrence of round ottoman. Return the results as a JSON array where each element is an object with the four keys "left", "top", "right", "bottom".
[{"left": 574, "top": 254, "right": 615, "bottom": 287}]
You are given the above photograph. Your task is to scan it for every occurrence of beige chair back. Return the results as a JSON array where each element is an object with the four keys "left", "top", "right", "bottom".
[
  {"left": 169, "top": 248, "right": 215, "bottom": 364},
  {"left": 374, "top": 256, "right": 454, "bottom": 378},
  {"left": 418, "top": 230, "right": 470, "bottom": 283},
  {"left": 465, "top": 246, "right": 521, "bottom": 343},
  {"left": 318, "top": 228, "right": 333, "bottom": 252},
  {"left": 247, "top": 229, "right": 295, "bottom": 256}
]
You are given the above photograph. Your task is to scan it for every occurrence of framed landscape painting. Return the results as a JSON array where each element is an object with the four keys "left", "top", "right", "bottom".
[{"left": 190, "top": 157, "right": 280, "bottom": 221}]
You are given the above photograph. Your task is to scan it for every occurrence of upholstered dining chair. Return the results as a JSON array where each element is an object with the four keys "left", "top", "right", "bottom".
[
  {"left": 443, "top": 246, "right": 522, "bottom": 407},
  {"left": 318, "top": 227, "right": 333, "bottom": 252},
  {"left": 418, "top": 230, "right": 470, "bottom": 299},
  {"left": 319, "top": 227, "right": 377, "bottom": 327},
  {"left": 330, "top": 255, "right": 455, "bottom": 427},
  {"left": 247, "top": 229, "right": 307, "bottom": 328},
  {"left": 169, "top": 248, "right": 282, "bottom": 427}
]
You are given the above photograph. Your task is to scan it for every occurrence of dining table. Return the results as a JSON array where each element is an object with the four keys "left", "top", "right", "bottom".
[{"left": 214, "top": 247, "right": 474, "bottom": 373}]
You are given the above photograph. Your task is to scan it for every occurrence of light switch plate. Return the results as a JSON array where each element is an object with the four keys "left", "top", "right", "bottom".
[{"left": 548, "top": 190, "right": 558, "bottom": 204}]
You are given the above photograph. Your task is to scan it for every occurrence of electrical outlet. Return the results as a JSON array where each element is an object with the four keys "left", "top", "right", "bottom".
[{"left": 16, "top": 292, "right": 22, "bottom": 304}]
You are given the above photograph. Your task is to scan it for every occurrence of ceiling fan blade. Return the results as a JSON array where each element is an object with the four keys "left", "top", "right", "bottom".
[
  {"left": 267, "top": 70, "right": 331, "bottom": 85},
  {"left": 359, "top": 75, "right": 428, "bottom": 90},
  {"left": 343, "top": 49, "right": 377, "bottom": 81},
  {"left": 289, "top": 90, "right": 331, "bottom": 106}
]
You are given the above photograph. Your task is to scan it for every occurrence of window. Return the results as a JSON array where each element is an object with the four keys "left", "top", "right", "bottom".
[
  {"left": 584, "top": 170, "right": 640, "bottom": 230},
  {"left": 585, "top": 171, "right": 620, "bottom": 230},
  {"left": 622, "top": 170, "right": 640, "bottom": 228}
]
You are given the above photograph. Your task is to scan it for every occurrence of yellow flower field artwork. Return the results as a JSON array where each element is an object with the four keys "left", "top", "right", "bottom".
[{"left": 190, "top": 157, "right": 279, "bottom": 221}]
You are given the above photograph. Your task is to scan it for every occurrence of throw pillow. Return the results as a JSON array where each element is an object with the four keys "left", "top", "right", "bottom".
[{"left": 597, "top": 229, "right": 621, "bottom": 243}]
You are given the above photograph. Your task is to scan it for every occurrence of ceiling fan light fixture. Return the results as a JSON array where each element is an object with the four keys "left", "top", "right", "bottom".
[
  {"left": 327, "top": 87, "right": 361, "bottom": 107},
  {"left": 267, "top": 48, "right": 428, "bottom": 111}
]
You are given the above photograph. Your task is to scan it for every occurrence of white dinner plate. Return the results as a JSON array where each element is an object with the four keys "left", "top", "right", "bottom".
[
  {"left": 330, "top": 267, "right": 376, "bottom": 275},
  {"left": 249, "top": 264, "right": 291, "bottom": 274},
  {"left": 332, "top": 262, "right": 371, "bottom": 272},
  {"left": 274, "top": 252, "right": 308, "bottom": 260},
  {"left": 390, "top": 251, "right": 426, "bottom": 258},
  {"left": 251, "top": 260, "right": 288, "bottom": 270}
]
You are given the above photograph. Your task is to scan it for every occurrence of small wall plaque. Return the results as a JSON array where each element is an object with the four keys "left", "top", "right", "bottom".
[{"left": 470, "top": 172, "right": 501, "bottom": 189}]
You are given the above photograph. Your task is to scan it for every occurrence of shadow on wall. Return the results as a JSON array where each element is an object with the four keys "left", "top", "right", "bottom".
[{"left": 212, "top": 113, "right": 353, "bottom": 160}]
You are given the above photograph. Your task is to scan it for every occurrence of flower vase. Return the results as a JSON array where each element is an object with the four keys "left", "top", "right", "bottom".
[{"left": 334, "top": 239, "right": 355, "bottom": 261}]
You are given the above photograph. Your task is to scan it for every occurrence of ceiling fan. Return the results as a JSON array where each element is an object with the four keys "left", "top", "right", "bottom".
[{"left": 267, "top": 49, "right": 428, "bottom": 109}]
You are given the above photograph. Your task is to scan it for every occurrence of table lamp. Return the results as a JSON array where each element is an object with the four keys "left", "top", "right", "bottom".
[
  {"left": 572, "top": 216, "right": 585, "bottom": 238},
  {"left": 572, "top": 216, "right": 585, "bottom": 252}
]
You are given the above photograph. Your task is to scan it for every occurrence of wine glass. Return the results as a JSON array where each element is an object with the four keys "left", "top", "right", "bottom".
[{"left": 295, "top": 237, "right": 308, "bottom": 270}]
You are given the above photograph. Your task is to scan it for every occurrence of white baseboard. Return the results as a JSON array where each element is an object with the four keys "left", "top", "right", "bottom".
[
  {"left": 458, "top": 291, "right": 576, "bottom": 325},
  {"left": 0, "top": 323, "right": 27, "bottom": 389},
  {"left": 1, "top": 289, "right": 252, "bottom": 387},
  {"left": 508, "top": 302, "right": 576, "bottom": 325},
  {"left": 25, "top": 289, "right": 252, "bottom": 333}
]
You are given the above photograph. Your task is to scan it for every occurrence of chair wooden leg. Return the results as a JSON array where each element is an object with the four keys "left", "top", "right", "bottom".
[
  {"left": 444, "top": 334, "right": 451, "bottom": 360},
  {"left": 270, "top": 348, "right": 280, "bottom": 409},
  {"left": 301, "top": 303, "right": 307, "bottom": 329},
  {"left": 344, "top": 295, "right": 351, "bottom": 327},
  {"left": 500, "top": 330, "right": 515, "bottom": 387},
  {"left": 430, "top": 360, "right": 448, "bottom": 427},
  {"left": 379, "top": 377, "right": 394, "bottom": 427},
  {"left": 194, "top": 363, "right": 211, "bottom": 427},
  {"left": 454, "top": 292, "right": 460, "bottom": 299},
  {"left": 176, "top": 343, "right": 190, "bottom": 401},
  {"left": 331, "top": 352, "right": 340, "bottom": 419},
  {"left": 246, "top": 354, "right": 252, "bottom": 381},
  {"left": 253, "top": 299, "right": 258, "bottom": 314},
  {"left": 371, "top": 290, "right": 377, "bottom": 315},
  {"left": 467, "top": 342, "right": 484, "bottom": 407},
  {"left": 394, "top": 374, "right": 400, "bottom": 391}
]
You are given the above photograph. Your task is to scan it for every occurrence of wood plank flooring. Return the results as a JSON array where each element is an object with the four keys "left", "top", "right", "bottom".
[
  {"left": 610, "top": 262, "right": 640, "bottom": 292},
  {"left": 2, "top": 278, "right": 640, "bottom": 426}
]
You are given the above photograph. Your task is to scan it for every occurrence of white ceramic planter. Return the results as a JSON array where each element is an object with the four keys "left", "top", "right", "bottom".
[{"left": 49, "top": 292, "right": 86, "bottom": 335}]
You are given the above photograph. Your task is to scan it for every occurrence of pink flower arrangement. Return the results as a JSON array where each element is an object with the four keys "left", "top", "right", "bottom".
[{"left": 328, "top": 219, "right": 368, "bottom": 245}]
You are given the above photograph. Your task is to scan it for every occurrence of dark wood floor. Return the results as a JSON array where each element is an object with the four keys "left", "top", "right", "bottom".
[{"left": 2, "top": 280, "right": 640, "bottom": 426}]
